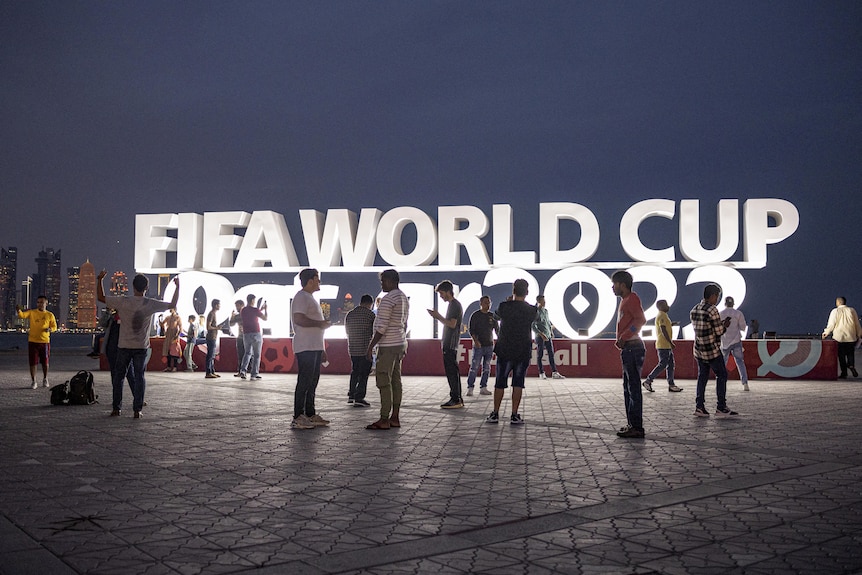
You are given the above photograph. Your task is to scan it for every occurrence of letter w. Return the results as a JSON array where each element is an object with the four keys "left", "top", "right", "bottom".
[{"left": 300, "top": 208, "right": 382, "bottom": 268}]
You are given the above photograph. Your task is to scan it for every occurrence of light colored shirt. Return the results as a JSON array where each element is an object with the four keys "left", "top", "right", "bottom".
[
  {"left": 719, "top": 307, "right": 747, "bottom": 348},
  {"left": 655, "top": 310, "right": 673, "bottom": 350},
  {"left": 105, "top": 295, "right": 172, "bottom": 349},
  {"left": 823, "top": 305, "right": 862, "bottom": 343},
  {"left": 374, "top": 288, "right": 409, "bottom": 347},
  {"left": 292, "top": 290, "right": 326, "bottom": 353}
]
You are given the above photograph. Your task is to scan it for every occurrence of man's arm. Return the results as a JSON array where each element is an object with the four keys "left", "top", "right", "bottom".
[
  {"left": 660, "top": 323, "right": 675, "bottom": 348},
  {"left": 168, "top": 277, "right": 180, "bottom": 308},
  {"left": 97, "top": 269, "right": 107, "bottom": 303}
]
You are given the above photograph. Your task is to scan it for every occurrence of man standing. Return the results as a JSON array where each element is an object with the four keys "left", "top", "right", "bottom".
[
  {"left": 239, "top": 294, "right": 267, "bottom": 380},
  {"left": 427, "top": 280, "right": 464, "bottom": 409},
  {"left": 365, "top": 269, "right": 409, "bottom": 430},
  {"left": 720, "top": 296, "right": 750, "bottom": 391},
  {"left": 183, "top": 314, "right": 198, "bottom": 371},
  {"left": 98, "top": 270, "right": 178, "bottom": 418},
  {"left": 229, "top": 299, "right": 248, "bottom": 377},
  {"left": 466, "top": 295, "right": 498, "bottom": 396},
  {"left": 532, "top": 295, "right": 565, "bottom": 380},
  {"left": 485, "top": 279, "right": 535, "bottom": 425},
  {"left": 612, "top": 271, "right": 647, "bottom": 438},
  {"left": 642, "top": 299, "right": 682, "bottom": 393},
  {"left": 345, "top": 294, "right": 376, "bottom": 407},
  {"left": 204, "top": 299, "right": 221, "bottom": 378},
  {"left": 691, "top": 284, "right": 738, "bottom": 418},
  {"left": 17, "top": 295, "right": 58, "bottom": 389},
  {"left": 822, "top": 297, "right": 862, "bottom": 379},
  {"left": 291, "top": 268, "right": 331, "bottom": 430}
]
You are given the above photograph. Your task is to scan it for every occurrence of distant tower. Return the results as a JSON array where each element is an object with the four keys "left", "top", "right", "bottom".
[
  {"left": 0, "top": 247, "right": 17, "bottom": 329},
  {"left": 35, "top": 248, "right": 62, "bottom": 319},
  {"left": 67, "top": 266, "right": 80, "bottom": 329},
  {"left": 110, "top": 271, "right": 128, "bottom": 296},
  {"left": 77, "top": 261, "right": 97, "bottom": 330}
]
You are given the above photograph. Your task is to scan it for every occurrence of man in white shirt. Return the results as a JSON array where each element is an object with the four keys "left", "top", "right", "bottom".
[
  {"left": 291, "top": 268, "right": 331, "bottom": 429},
  {"left": 822, "top": 297, "right": 862, "bottom": 379},
  {"left": 720, "top": 297, "right": 749, "bottom": 391}
]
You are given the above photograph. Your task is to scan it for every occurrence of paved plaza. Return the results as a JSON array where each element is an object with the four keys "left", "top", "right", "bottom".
[{"left": 1, "top": 348, "right": 861, "bottom": 575}]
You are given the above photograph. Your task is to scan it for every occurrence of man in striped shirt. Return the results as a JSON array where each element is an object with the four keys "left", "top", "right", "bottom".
[
  {"left": 690, "top": 284, "right": 737, "bottom": 418},
  {"left": 365, "top": 269, "right": 410, "bottom": 430}
]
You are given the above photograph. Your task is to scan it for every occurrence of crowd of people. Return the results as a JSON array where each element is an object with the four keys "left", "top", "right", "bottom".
[{"left": 15, "top": 268, "right": 861, "bottom": 433}]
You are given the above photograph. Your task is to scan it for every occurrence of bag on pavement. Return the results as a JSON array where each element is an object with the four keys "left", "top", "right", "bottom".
[{"left": 67, "top": 371, "right": 98, "bottom": 405}]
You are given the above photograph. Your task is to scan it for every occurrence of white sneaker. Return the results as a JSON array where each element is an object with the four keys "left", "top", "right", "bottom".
[
  {"left": 43, "top": 379, "right": 50, "bottom": 388},
  {"left": 479, "top": 388, "right": 492, "bottom": 395},
  {"left": 466, "top": 388, "right": 474, "bottom": 397},
  {"left": 30, "top": 381, "right": 37, "bottom": 389},
  {"left": 742, "top": 383, "right": 750, "bottom": 391},
  {"left": 291, "top": 414, "right": 315, "bottom": 429},
  {"left": 551, "top": 372, "right": 565, "bottom": 379},
  {"left": 308, "top": 414, "right": 330, "bottom": 427},
  {"left": 539, "top": 372, "right": 547, "bottom": 380}
]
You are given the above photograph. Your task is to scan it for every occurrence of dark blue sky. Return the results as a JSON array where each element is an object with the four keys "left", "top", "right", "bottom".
[{"left": 1, "top": 1, "right": 860, "bottom": 333}]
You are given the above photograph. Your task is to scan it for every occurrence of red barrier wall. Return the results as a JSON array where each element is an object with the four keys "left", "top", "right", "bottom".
[{"left": 103, "top": 338, "right": 837, "bottom": 380}]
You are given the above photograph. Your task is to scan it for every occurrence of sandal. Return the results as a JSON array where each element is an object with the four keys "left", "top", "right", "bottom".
[
  {"left": 388, "top": 418, "right": 401, "bottom": 428},
  {"left": 365, "top": 420, "right": 390, "bottom": 430}
]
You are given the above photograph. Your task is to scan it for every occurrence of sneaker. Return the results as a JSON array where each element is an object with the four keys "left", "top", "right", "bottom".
[
  {"left": 466, "top": 388, "right": 474, "bottom": 397},
  {"left": 347, "top": 398, "right": 355, "bottom": 404},
  {"left": 642, "top": 379, "right": 654, "bottom": 392},
  {"left": 617, "top": 427, "right": 645, "bottom": 438},
  {"left": 308, "top": 414, "right": 330, "bottom": 426},
  {"left": 694, "top": 407, "right": 710, "bottom": 417},
  {"left": 485, "top": 411, "right": 499, "bottom": 424},
  {"left": 133, "top": 411, "right": 143, "bottom": 419},
  {"left": 742, "top": 383, "right": 750, "bottom": 391},
  {"left": 668, "top": 385, "right": 683, "bottom": 392},
  {"left": 205, "top": 373, "right": 218, "bottom": 379},
  {"left": 30, "top": 381, "right": 37, "bottom": 389},
  {"left": 538, "top": 372, "right": 547, "bottom": 380},
  {"left": 479, "top": 388, "right": 492, "bottom": 395},
  {"left": 353, "top": 399, "right": 370, "bottom": 407},
  {"left": 239, "top": 372, "right": 247, "bottom": 380},
  {"left": 510, "top": 413, "right": 525, "bottom": 425},
  {"left": 42, "top": 379, "right": 49, "bottom": 388},
  {"left": 252, "top": 375, "right": 262, "bottom": 380},
  {"left": 233, "top": 372, "right": 242, "bottom": 378},
  {"left": 551, "top": 372, "right": 565, "bottom": 379},
  {"left": 715, "top": 407, "right": 739, "bottom": 418},
  {"left": 618, "top": 424, "right": 632, "bottom": 433},
  {"left": 291, "top": 415, "right": 315, "bottom": 430},
  {"left": 440, "top": 399, "right": 464, "bottom": 409}
]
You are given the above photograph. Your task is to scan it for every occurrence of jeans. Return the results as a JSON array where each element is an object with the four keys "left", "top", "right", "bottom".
[
  {"left": 466, "top": 345, "right": 493, "bottom": 388},
  {"left": 645, "top": 348, "right": 675, "bottom": 386},
  {"left": 696, "top": 355, "right": 728, "bottom": 410},
  {"left": 205, "top": 338, "right": 217, "bottom": 374},
  {"left": 721, "top": 342, "right": 748, "bottom": 384},
  {"left": 349, "top": 355, "right": 372, "bottom": 401},
  {"left": 376, "top": 344, "right": 406, "bottom": 420},
  {"left": 235, "top": 335, "right": 247, "bottom": 373},
  {"left": 621, "top": 344, "right": 645, "bottom": 430},
  {"left": 295, "top": 350, "right": 322, "bottom": 418},
  {"left": 494, "top": 357, "right": 529, "bottom": 389},
  {"left": 241, "top": 332, "right": 263, "bottom": 377},
  {"left": 183, "top": 338, "right": 196, "bottom": 370},
  {"left": 113, "top": 348, "right": 148, "bottom": 413},
  {"left": 535, "top": 335, "right": 557, "bottom": 375},
  {"left": 442, "top": 347, "right": 462, "bottom": 401}
]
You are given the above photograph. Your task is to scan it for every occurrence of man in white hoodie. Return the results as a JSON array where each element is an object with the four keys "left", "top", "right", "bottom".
[{"left": 720, "top": 297, "right": 749, "bottom": 391}]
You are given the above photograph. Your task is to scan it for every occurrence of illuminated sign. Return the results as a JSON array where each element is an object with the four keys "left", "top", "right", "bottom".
[{"left": 140, "top": 199, "right": 799, "bottom": 340}]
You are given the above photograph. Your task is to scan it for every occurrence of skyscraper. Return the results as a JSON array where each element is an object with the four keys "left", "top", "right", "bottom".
[
  {"left": 67, "top": 266, "right": 80, "bottom": 329},
  {"left": 0, "top": 247, "right": 17, "bottom": 329},
  {"left": 77, "top": 261, "right": 97, "bottom": 330},
  {"left": 35, "top": 248, "right": 62, "bottom": 319},
  {"left": 111, "top": 271, "right": 128, "bottom": 296}
]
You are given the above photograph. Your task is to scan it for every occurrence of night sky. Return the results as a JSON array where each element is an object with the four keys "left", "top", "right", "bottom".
[{"left": 2, "top": 1, "right": 860, "bottom": 334}]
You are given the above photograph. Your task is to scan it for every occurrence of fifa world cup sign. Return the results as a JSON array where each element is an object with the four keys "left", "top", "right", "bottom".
[{"left": 135, "top": 199, "right": 798, "bottom": 342}]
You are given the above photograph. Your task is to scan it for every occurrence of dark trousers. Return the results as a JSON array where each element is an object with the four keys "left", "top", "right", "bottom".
[
  {"left": 696, "top": 355, "right": 729, "bottom": 410},
  {"left": 620, "top": 344, "right": 645, "bottom": 430},
  {"left": 295, "top": 350, "right": 322, "bottom": 418},
  {"left": 205, "top": 338, "right": 216, "bottom": 374},
  {"left": 443, "top": 348, "right": 462, "bottom": 401},
  {"left": 113, "top": 348, "right": 148, "bottom": 413},
  {"left": 349, "top": 355, "right": 372, "bottom": 401},
  {"left": 838, "top": 341, "right": 856, "bottom": 376}
]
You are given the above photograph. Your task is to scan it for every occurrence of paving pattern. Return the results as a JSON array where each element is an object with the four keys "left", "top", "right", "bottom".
[{"left": 1, "top": 349, "right": 861, "bottom": 574}]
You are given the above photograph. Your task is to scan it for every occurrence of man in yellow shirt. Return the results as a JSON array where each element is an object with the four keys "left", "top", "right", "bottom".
[
  {"left": 17, "top": 295, "right": 58, "bottom": 389},
  {"left": 642, "top": 299, "right": 683, "bottom": 393}
]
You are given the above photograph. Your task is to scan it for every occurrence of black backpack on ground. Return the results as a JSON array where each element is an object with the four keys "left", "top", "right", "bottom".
[
  {"left": 67, "top": 371, "right": 98, "bottom": 405},
  {"left": 50, "top": 382, "right": 69, "bottom": 405}
]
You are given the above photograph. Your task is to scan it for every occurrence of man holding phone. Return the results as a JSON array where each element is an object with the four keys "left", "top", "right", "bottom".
[{"left": 690, "top": 284, "right": 738, "bottom": 418}]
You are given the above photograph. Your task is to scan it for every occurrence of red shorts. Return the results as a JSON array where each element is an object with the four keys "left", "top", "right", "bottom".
[{"left": 28, "top": 342, "right": 50, "bottom": 366}]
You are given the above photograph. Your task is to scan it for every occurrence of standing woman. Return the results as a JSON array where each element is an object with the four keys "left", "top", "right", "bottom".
[{"left": 162, "top": 308, "right": 182, "bottom": 371}]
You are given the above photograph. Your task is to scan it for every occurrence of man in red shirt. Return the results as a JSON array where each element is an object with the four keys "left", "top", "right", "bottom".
[{"left": 612, "top": 271, "right": 646, "bottom": 438}]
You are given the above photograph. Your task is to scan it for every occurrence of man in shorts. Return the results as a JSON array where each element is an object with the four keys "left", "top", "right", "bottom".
[
  {"left": 17, "top": 295, "right": 58, "bottom": 389},
  {"left": 485, "top": 279, "right": 536, "bottom": 425}
]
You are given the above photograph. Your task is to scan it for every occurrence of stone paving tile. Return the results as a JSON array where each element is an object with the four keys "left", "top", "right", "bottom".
[{"left": 1, "top": 351, "right": 862, "bottom": 574}]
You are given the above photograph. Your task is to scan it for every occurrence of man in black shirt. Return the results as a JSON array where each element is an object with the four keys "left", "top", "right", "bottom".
[
  {"left": 466, "top": 295, "right": 498, "bottom": 396},
  {"left": 427, "top": 280, "right": 464, "bottom": 409}
]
